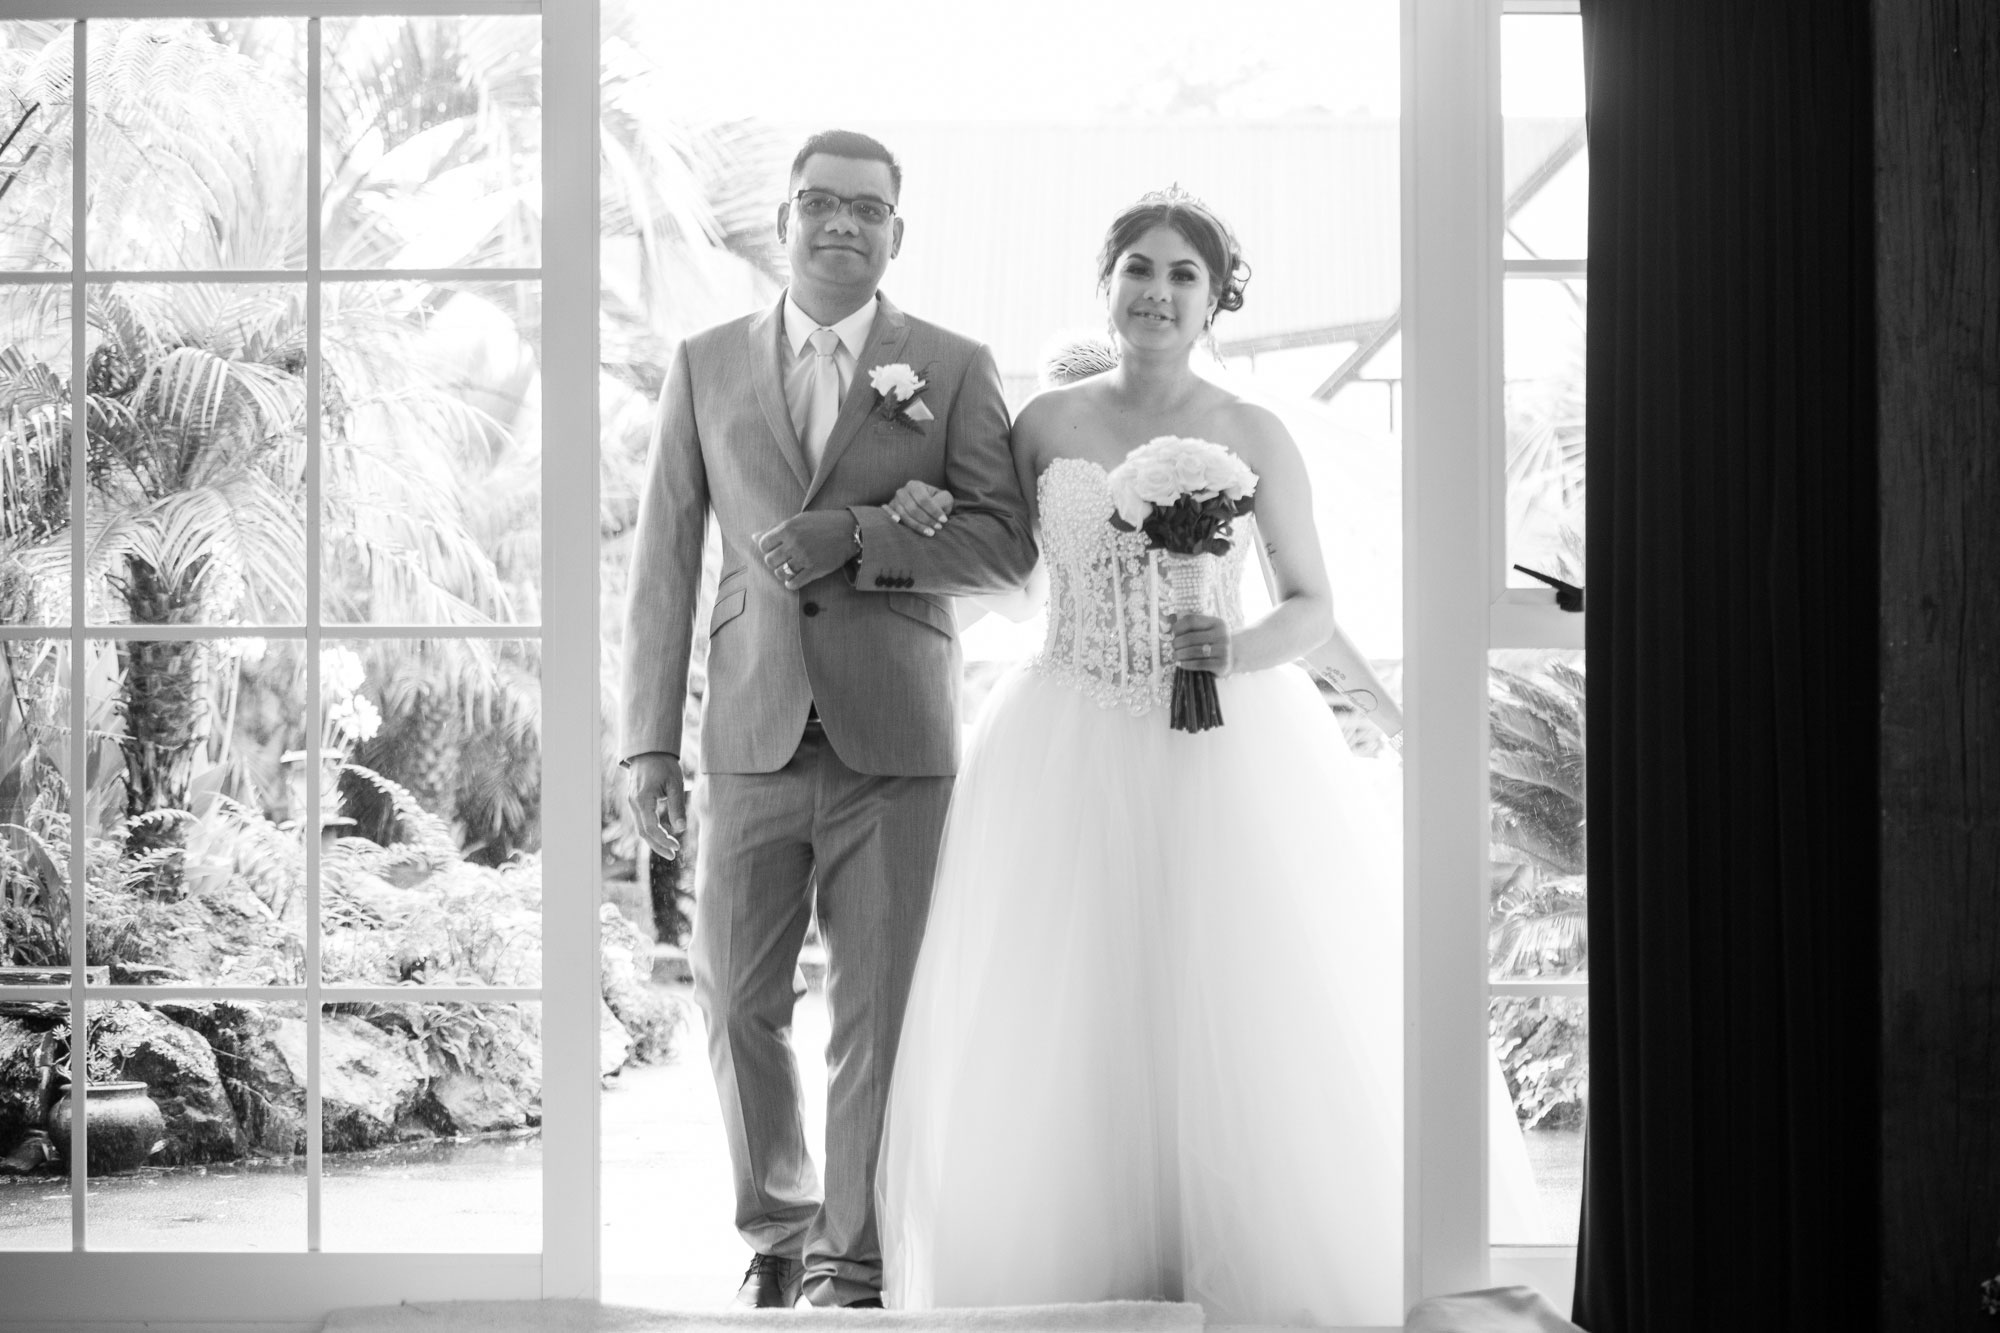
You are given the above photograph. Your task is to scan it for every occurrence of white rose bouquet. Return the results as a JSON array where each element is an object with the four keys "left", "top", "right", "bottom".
[{"left": 1105, "top": 436, "right": 1259, "bottom": 733}]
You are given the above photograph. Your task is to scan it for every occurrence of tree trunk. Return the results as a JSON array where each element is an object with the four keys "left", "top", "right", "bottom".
[{"left": 113, "top": 558, "right": 213, "bottom": 894}]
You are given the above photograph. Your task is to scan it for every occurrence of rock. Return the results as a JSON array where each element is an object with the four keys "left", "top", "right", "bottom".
[
  {"left": 99, "top": 1002, "right": 245, "bottom": 1165},
  {"left": 108, "top": 962, "right": 188, "bottom": 986},
  {"left": 315, "top": 1011, "right": 427, "bottom": 1153},
  {"left": 419, "top": 1006, "right": 542, "bottom": 1135},
  {"left": 162, "top": 1002, "right": 305, "bottom": 1159},
  {"left": 600, "top": 903, "right": 683, "bottom": 1068},
  {"left": 0, "top": 1012, "right": 58, "bottom": 1151},
  {"left": 599, "top": 998, "right": 631, "bottom": 1080},
  {"left": 111, "top": 880, "right": 302, "bottom": 988}
]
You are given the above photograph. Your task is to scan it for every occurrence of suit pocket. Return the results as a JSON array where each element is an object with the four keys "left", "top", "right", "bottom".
[
  {"left": 709, "top": 588, "right": 747, "bottom": 634},
  {"left": 885, "top": 591, "right": 953, "bottom": 638}
]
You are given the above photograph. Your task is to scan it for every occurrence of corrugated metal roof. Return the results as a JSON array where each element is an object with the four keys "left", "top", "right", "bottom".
[
  {"left": 775, "top": 117, "right": 1579, "bottom": 381},
  {"left": 858, "top": 119, "right": 1397, "bottom": 379}
]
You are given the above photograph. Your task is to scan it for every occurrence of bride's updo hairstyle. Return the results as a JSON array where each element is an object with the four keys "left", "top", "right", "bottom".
[{"left": 1096, "top": 185, "right": 1253, "bottom": 324}]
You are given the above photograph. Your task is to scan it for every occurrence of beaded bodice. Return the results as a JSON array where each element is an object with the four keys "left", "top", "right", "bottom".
[{"left": 1029, "top": 456, "right": 1249, "bottom": 714}]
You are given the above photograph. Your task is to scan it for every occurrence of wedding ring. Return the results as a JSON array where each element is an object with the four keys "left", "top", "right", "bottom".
[
  {"left": 1202, "top": 644, "right": 1212, "bottom": 658},
  {"left": 779, "top": 561, "right": 796, "bottom": 580}
]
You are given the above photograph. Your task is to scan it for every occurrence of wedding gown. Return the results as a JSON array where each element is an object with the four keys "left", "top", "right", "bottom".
[{"left": 878, "top": 456, "right": 1404, "bottom": 1326}]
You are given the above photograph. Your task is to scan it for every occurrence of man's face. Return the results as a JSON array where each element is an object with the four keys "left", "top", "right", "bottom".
[{"left": 778, "top": 154, "right": 903, "bottom": 293}]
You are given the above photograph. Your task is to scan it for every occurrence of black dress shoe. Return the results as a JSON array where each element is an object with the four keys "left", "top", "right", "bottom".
[
  {"left": 844, "top": 1297, "right": 884, "bottom": 1309},
  {"left": 734, "top": 1253, "right": 803, "bottom": 1308}
]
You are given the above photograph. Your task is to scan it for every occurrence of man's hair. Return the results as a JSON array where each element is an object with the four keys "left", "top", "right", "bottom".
[{"left": 789, "top": 129, "right": 903, "bottom": 201}]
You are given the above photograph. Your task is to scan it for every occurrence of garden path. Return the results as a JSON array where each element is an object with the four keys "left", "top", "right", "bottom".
[{"left": 602, "top": 982, "right": 829, "bottom": 1308}]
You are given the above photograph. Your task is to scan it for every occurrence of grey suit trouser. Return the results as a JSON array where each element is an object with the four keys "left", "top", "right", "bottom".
[{"left": 691, "top": 721, "right": 951, "bottom": 1307}]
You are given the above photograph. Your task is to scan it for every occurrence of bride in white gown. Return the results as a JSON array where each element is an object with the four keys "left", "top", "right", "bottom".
[{"left": 874, "top": 190, "right": 1406, "bottom": 1327}]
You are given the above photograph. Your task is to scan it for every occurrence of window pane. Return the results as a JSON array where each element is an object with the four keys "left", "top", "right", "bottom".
[
  {"left": 0, "top": 283, "right": 74, "bottom": 626},
  {"left": 1502, "top": 13, "right": 1586, "bottom": 262},
  {"left": 86, "top": 20, "right": 305, "bottom": 272},
  {"left": 81, "top": 284, "right": 308, "bottom": 627},
  {"left": 320, "top": 637, "right": 541, "bottom": 988},
  {"left": 321, "top": 17, "right": 542, "bottom": 271},
  {"left": 79, "top": 998, "right": 305, "bottom": 1250},
  {"left": 85, "top": 637, "right": 305, "bottom": 987},
  {"left": 322, "top": 281, "right": 540, "bottom": 626},
  {"left": 0, "top": 22, "right": 74, "bottom": 273},
  {"left": 320, "top": 1000, "right": 540, "bottom": 1252},
  {"left": 0, "top": 639, "right": 72, "bottom": 985},
  {"left": 0, "top": 994, "right": 71, "bottom": 1249},
  {"left": 1504, "top": 277, "right": 1585, "bottom": 590},
  {"left": 1489, "top": 994, "right": 1585, "bottom": 1245},
  {"left": 1489, "top": 649, "right": 1585, "bottom": 981}
]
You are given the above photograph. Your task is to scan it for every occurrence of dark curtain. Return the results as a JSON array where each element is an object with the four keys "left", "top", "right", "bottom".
[{"left": 1574, "top": 3, "right": 1877, "bottom": 1329}]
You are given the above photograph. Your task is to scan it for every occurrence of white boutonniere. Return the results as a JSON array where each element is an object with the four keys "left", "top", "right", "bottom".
[{"left": 868, "top": 362, "right": 935, "bottom": 430}]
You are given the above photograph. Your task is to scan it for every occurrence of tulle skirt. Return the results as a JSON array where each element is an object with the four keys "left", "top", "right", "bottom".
[{"left": 878, "top": 663, "right": 1404, "bottom": 1327}]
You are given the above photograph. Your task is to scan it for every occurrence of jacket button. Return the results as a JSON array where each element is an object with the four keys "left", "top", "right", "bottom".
[{"left": 802, "top": 601, "right": 820, "bottom": 616}]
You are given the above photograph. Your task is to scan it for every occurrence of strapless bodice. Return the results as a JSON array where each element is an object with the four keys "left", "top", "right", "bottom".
[{"left": 1028, "top": 456, "right": 1249, "bottom": 715}]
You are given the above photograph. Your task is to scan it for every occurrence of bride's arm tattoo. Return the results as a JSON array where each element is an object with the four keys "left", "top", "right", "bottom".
[{"left": 1308, "top": 663, "right": 1376, "bottom": 712}]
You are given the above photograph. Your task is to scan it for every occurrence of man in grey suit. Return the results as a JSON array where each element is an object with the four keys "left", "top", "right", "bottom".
[{"left": 620, "top": 129, "right": 1037, "bottom": 1310}]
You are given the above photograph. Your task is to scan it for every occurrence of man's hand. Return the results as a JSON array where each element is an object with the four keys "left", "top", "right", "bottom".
[
  {"left": 627, "top": 752, "right": 686, "bottom": 860},
  {"left": 756, "top": 512, "right": 860, "bottom": 591}
]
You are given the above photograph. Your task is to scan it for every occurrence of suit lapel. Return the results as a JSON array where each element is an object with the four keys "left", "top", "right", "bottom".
[
  {"left": 803, "top": 293, "right": 912, "bottom": 507},
  {"left": 746, "top": 298, "right": 812, "bottom": 489}
]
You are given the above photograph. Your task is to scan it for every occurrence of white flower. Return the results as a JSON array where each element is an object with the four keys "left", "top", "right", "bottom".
[
  {"left": 1108, "top": 470, "right": 1153, "bottom": 527},
  {"left": 1203, "top": 447, "right": 1258, "bottom": 501},
  {"left": 326, "top": 693, "right": 383, "bottom": 746},
  {"left": 1106, "top": 436, "right": 1258, "bottom": 517},
  {"left": 321, "top": 646, "right": 366, "bottom": 697},
  {"left": 868, "top": 363, "right": 925, "bottom": 402},
  {"left": 347, "top": 694, "right": 382, "bottom": 743}
]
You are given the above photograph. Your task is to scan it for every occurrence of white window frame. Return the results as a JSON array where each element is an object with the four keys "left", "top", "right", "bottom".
[
  {"left": 1405, "top": 0, "right": 1586, "bottom": 1313},
  {"left": 0, "top": 0, "right": 600, "bottom": 1321}
]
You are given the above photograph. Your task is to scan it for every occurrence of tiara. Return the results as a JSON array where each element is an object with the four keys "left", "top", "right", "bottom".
[{"left": 1138, "top": 182, "right": 1210, "bottom": 212}]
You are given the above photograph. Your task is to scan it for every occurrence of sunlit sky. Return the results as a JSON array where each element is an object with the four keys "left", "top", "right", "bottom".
[{"left": 636, "top": 3, "right": 1583, "bottom": 125}]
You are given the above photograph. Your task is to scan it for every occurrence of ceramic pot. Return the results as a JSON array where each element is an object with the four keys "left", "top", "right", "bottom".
[{"left": 49, "top": 1081, "right": 166, "bottom": 1175}]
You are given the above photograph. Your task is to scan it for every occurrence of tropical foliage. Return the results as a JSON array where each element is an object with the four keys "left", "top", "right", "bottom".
[
  {"left": 0, "top": 11, "right": 784, "bottom": 985},
  {"left": 1488, "top": 649, "right": 1588, "bottom": 1129}
]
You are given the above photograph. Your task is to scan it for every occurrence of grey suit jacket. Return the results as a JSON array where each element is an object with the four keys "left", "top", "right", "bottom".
[{"left": 619, "top": 292, "right": 1038, "bottom": 777}]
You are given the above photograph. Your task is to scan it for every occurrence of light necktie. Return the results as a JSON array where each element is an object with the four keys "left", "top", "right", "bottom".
[{"left": 803, "top": 327, "right": 843, "bottom": 470}]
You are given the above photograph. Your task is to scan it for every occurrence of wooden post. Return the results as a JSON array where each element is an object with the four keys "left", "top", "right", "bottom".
[{"left": 1876, "top": 2, "right": 2000, "bottom": 1326}]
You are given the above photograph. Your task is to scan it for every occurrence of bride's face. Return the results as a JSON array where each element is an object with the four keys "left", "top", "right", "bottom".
[{"left": 1106, "top": 224, "right": 1217, "bottom": 352}]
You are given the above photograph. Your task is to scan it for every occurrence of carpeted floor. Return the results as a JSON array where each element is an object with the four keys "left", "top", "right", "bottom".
[{"left": 320, "top": 1299, "right": 1206, "bottom": 1333}]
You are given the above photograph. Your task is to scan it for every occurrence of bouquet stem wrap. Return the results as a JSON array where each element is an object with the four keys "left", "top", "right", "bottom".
[{"left": 1161, "top": 553, "right": 1224, "bottom": 733}]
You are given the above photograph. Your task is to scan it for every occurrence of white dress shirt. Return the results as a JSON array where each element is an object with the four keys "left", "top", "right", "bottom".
[{"left": 782, "top": 291, "right": 879, "bottom": 472}]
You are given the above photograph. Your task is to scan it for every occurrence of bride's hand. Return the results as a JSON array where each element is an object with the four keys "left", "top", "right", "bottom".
[
  {"left": 885, "top": 480, "right": 955, "bottom": 537},
  {"left": 1171, "top": 613, "right": 1233, "bottom": 675}
]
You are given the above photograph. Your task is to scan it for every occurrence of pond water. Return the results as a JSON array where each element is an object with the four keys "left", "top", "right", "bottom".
[
  {"left": 0, "top": 1132, "right": 541, "bottom": 1252},
  {"left": 5, "top": 981, "right": 1576, "bottom": 1273}
]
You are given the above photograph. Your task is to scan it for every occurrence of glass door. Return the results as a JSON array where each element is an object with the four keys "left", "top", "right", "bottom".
[{"left": 0, "top": 3, "right": 598, "bottom": 1316}]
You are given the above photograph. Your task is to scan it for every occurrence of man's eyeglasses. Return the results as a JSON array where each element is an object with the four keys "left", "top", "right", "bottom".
[{"left": 793, "top": 189, "right": 897, "bottom": 227}]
